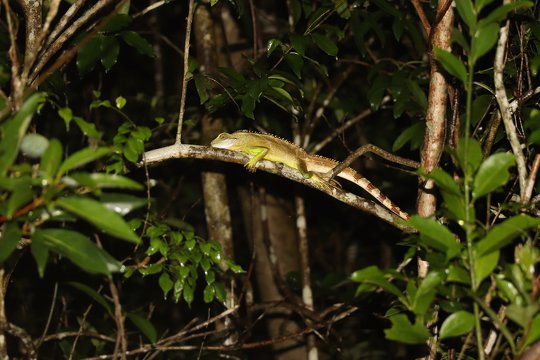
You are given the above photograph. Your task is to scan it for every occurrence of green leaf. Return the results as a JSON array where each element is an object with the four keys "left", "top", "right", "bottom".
[
  {"left": 392, "top": 122, "right": 424, "bottom": 151},
  {"left": 473, "top": 153, "right": 515, "bottom": 198},
  {"left": 413, "top": 271, "right": 443, "bottom": 316},
  {"left": 476, "top": 215, "right": 540, "bottom": 256},
  {"left": 506, "top": 304, "right": 539, "bottom": 328},
  {"left": 102, "top": 13, "right": 132, "bottom": 32},
  {"left": 311, "top": 33, "right": 338, "bottom": 57},
  {"left": 384, "top": 314, "right": 431, "bottom": 344},
  {"left": 20, "top": 133, "right": 49, "bottom": 158},
  {"left": 159, "top": 272, "right": 173, "bottom": 299},
  {"left": 31, "top": 238, "right": 48, "bottom": 278},
  {"left": 474, "top": 250, "right": 499, "bottom": 285},
  {"left": 426, "top": 168, "right": 462, "bottom": 196},
  {"left": 6, "top": 178, "right": 33, "bottom": 216},
  {"left": 434, "top": 48, "right": 467, "bottom": 84},
  {"left": 284, "top": 52, "right": 304, "bottom": 78},
  {"left": 194, "top": 74, "right": 209, "bottom": 104},
  {"left": 455, "top": 0, "right": 476, "bottom": 30},
  {"left": 439, "top": 311, "right": 475, "bottom": 339},
  {"left": 127, "top": 313, "right": 157, "bottom": 344},
  {"left": 115, "top": 96, "right": 126, "bottom": 109},
  {"left": 73, "top": 117, "right": 102, "bottom": 139},
  {"left": 58, "top": 107, "right": 73, "bottom": 128},
  {"left": 100, "top": 36, "right": 120, "bottom": 71},
  {"left": 0, "top": 222, "right": 21, "bottom": 263},
  {"left": 447, "top": 265, "right": 471, "bottom": 285},
  {"left": 266, "top": 38, "right": 282, "bottom": 56},
  {"left": 351, "top": 266, "right": 404, "bottom": 300},
  {"left": 470, "top": 23, "right": 499, "bottom": 65},
  {"left": 33, "top": 228, "right": 121, "bottom": 275},
  {"left": 289, "top": 33, "right": 309, "bottom": 56},
  {"left": 478, "top": 1, "right": 533, "bottom": 28},
  {"left": 203, "top": 284, "right": 215, "bottom": 303},
  {"left": 524, "top": 313, "right": 540, "bottom": 346},
  {"left": 456, "top": 138, "right": 482, "bottom": 174},
  {"left": 67, "top": 281, "right": 113, "bottom": 317},
  {"left": 407, "top": 216, "right": 461, "bottom": 259},
  {"left": 0, "top": 93, "right": 46, "bottom": 174},
  {"left": 40, "top": 138, "right": 63, "bottom": 179},
  {"left": 77, "top": 36, "right": 101, "bottom": 75},
  {"left": 70, "top": 173, "right": 143, "bottom": 190},
  {"left": 57, "top": 147, "right": 111, "bottom": 177},
  {"left": 56, "top": 197, "right": 140, "bottom": 244},
  {"left": 120, "top": 31, "right": 154, "bottom": 57},
  {"left": 183, "top": 283, "right": 194, "bottom": 306}
]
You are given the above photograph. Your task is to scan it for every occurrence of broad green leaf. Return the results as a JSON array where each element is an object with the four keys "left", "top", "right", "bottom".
[
  {"left": 384, "top": 314, "right": 431, "bottom": 344},
  {"left": 447, "top": 265, "right": 471, "bottom": 285},
  {"left": 120, "top": 31, "right": 154, "bottom": 57},
  {"left": 311, "top": 33, "right": 338, "bottom": 57},
  {"left": 102, "top": 13, "right": 132, "bottom": 32},
  {"left": 0, "top": 93, "right": 46, "bottom": 174},
  {"left": 413, "top": 271, "right": 443, "bottom": 316},
  {"left": 0, "top": 222, "right": 21, "bottom": 263},
  {"left": 392, "top": 122, "right": 424, "bottom": 151},
  {"left": 495, "top": 274, "right": 521, "bottom": 304},
  {"left": 67, "top": 281, "right": 113, "bottom": 317},
  {"left": 57, "top": 147, "right": 111, "bottom": 177},
  {"left": 440, "top": 311, "right": 475, "bottom": 339},
  {"left": 266, "top": 38, "right": 282, "bottom": 56},
  {"left": 515, "top": 243, "right": 539, "bottom": 279},
  {"left": 333, "top": 0, "right": 350, "bottom": 19},
  {"left": 455, "top": 0, "right": 476, "bottom": 30},
  {"left": 284, "top": 52, "right": 304, "bottom": 78},
  {"left": 73, "top": 117, "right": 102, "bottom": 139},
  {"left": 203, "top": 284, "right": 215, "bottom": 303},
  {"left": 159, "top": 272, "right": 173, "bottom": 299},
  {"left": 127, "top": 313, "right": 158, "bottom": 343},
  {"left": 100, "top": 36, "right": 120, "bottom": 71},
  {"left": 474, "top": 250, "right": 499, "bottom": 285},
  {"left": 183, "top": 282, "right": 194, "bottom": 306},
  {"left": 473, "top": 153, "right": 515, "bottom": 199},
  {"left": 40, "top": 139, "right": 63, "bottom": 179},
  {"left": 115, "top": 96, "right": 126, "bottom": 109},
  {"left": 407, "top": 216, "right": 461, "bottom": 259},
  {"left": 478, "top": 1, "right": 533, "bottom": 28},
  {"left": 56, "top": 197, "right": 140, "bottom": 244},
  {"left": 20, "top": 133, "right": 49, "bottom": 158},
  {"left": 33, "top": 228, "right": 121, "bottom": 275},
  {"left": 506, "top": 304, "right": 539, "bottom": 328},
  {"left": 289, "top": 33, "right": 308, "bottom": 56},
  {"left": 351, "top": 266, "right": 404, "bottom": 300},
  {"left": 524, "top": 313, "right": 540, "bottom": 346},
  {"left": 434, "top": 48, "right": 467, "bottom": 84},
  {"left": 470, "top": 23, "right": 499, "bottom": 65},
  {"left": 77, "top": 36, "right": 101, "bottom": 75},
  {"left": 30, "top": 238, "right": 48, "bottom": 278},
  {"left": 456, "top": 138, "right": 483, "bottom": 174},
  {"left": 240, "top": 94, "right": 256, "bottom": 119},
  {"left": 70, "top": 173, "right": 143, "bottom": 190},
  {"left": 6, "top": 178, "right": 33, "bottom": 216},
  {"left": 476, "top": 0, "right": 495, "bottom": 12},
  {"left": 476, "top": 215, "right": 540, "bottom": 256},
  {"left": 194, "top": 74, "right": 209, "bottom": 104},
  {"left": 58, "top": 107, "right": 73, "bottom": 128},
  {"left": 100, "top": 193, "right": 147, "bottom": 216},
  {"left": 426, "top": 168, "right": 461, "bottom": 196}
]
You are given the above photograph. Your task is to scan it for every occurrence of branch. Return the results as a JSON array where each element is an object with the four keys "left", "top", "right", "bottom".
[
  {"left": 494, "top": 17, "right": 528, "bottom": 202},
  {"left": 143, "top": 145, "right": 416, "bottom": 232}
]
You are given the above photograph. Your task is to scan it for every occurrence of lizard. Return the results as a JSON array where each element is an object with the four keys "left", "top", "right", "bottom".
[{"left": 211, "top": 130, "right": 409, "bottom": 220}]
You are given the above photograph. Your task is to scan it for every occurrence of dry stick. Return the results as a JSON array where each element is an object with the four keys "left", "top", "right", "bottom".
[
  {"left": 175, "top": 0, "right": 196, "bottom": 144},
  {"left": 494, "top": 16, "right": 528, "bottom": 202},
  {"left": 133, "top": 0, "right": 169, "bottom": 19},
  {"left": 35, "top": 282, "right": 59, "bottom": 350},
  {"left": 328, "top": 144, "right": 420, "bottom": 182},
  {"left": 0, "top": 322, "right": 37, "bottom": 359},
  {"left": 295, "top": 196, "right": 319, "bottom": 360},
  {"left": 109, "top": 279, "right": 127, "bottom": 360},
  {"left": 411, "top": 0, "right": 431, "bottom": 35},
  {"left": 68, "top": 302, "right": 95, "bottom": 360},
  {"left": 524, "top": 154, "right": 540, "bottom": 204},
  {"left": 3, "top": 0, "right": 23, "bottom": 109},
  {"left": 31, "top": 0, "right": 128, "bottom": 88},
  {"left": 143, "top": 145, "right": 416, "bottom": 231},
  {"left": 30, "top": 0, "right": 117, "bottom": 84},
  {"left": 42, "top": 0, "right": 88, "bottom": 49}
]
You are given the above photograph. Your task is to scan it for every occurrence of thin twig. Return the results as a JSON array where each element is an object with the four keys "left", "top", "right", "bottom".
[
  {"left": 109, "top": 279, "right": 127, "bottom": 360},
  {"left": 524, "top": 154, "right": 540, "bottom": 204},
  {"left": 175, "top": 0, "right": 196, "bottom": 144},
  {"left": 494, "top": 15, "right": 528, "bottom": 202},
  {"left": 411, "top": 0, "right": 431, "bottom": 35}
]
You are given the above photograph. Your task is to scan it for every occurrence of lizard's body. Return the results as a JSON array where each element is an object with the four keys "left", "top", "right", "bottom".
[{"left": 211, "top": 131, "right": 409, "bottom": 220}]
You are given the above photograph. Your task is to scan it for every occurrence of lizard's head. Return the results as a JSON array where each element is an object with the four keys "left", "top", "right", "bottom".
[{"left": 210, "top": 132, "right": 242, "bottom": 150}]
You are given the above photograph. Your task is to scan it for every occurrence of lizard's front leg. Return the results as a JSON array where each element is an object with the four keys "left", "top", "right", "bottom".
[{"left": 244, "top": 146, "right": 269, "bottom": 172}]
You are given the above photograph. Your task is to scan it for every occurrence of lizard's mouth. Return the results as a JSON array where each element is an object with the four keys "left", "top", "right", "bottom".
[{"left": 210, "top": 139, "right": 239, "bottom": 149}]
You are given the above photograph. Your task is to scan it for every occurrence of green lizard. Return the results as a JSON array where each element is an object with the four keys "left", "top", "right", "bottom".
[{"left": 211, "top": 130, "right": 409, "bottom": 220}]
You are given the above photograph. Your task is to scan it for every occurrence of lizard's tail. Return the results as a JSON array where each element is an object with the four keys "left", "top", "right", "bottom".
[{"left": 339, "top": 170, "right": 410, "bottom": 220}]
